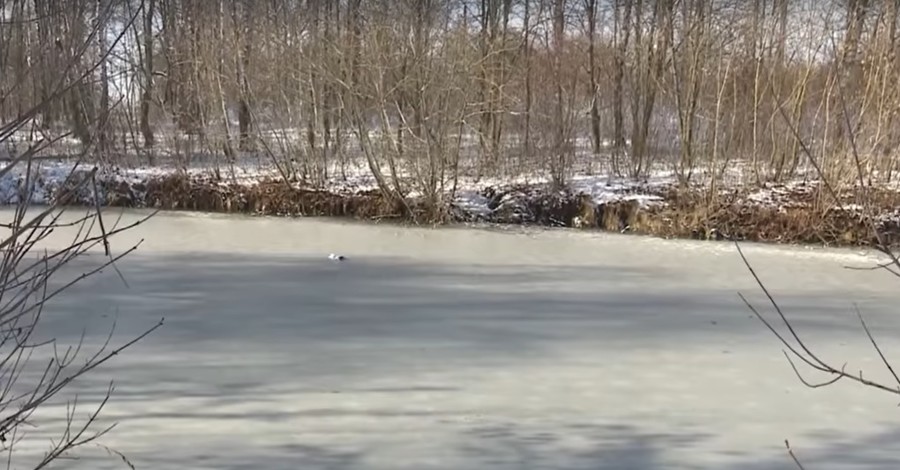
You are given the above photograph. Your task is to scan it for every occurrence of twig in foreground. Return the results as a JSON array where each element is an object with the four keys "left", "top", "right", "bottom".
[
  {"left": 785, "top": 440, "right": 807, "bottom": 470},
  {"left": 735, "top": 239, "right": 900, "bottom": 396}
]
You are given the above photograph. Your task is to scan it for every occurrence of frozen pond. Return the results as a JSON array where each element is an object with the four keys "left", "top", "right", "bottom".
[{"left": 10, "top": 208, "right": 900, "bottom": 469}]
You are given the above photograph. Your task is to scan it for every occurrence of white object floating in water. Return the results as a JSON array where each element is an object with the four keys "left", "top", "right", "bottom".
[{"left": 328, "top": 253, "right": 346, "bottom": 261}]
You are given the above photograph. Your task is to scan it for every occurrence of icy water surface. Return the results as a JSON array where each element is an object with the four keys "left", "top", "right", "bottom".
[{"left": 8, "top": 208, "right": 900, "bottom": 469}]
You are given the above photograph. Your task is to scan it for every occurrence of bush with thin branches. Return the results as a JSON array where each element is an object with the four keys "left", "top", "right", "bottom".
[{"left": 0, "top": 0, "right": 161, "bottom": 466}]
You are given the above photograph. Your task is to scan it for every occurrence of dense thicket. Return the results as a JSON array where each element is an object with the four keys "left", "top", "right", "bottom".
[{"left": 2, "top": 1, "right": 897, "bottom": 199}]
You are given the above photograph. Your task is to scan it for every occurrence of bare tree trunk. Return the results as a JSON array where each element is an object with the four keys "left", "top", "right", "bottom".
[
  {"left": 887, "top": 0, "right": 899, "bottom": 58},
  {"left": 612, "top": 0, "right": 632, "bottom": 177},
  {"left": 833, "top": 0, "right": 870, "bottom": 152},
  {"left": 843, "top": 0, "right": 870, "bottom": 70},
  {"left": 33, "top": 0, "right": 60, "bottom": 129},
  {"left": 749, "top": 0, "right": 764, "bottom": 184},
  {"left": 67, "top": 1, "right": 94, "bottom": 147},
  {"left": 306, "top": 0, "right": 322, "bottom": 181},
  {"left": 320, "top": 0, "right": 336, "bottom": 176},
  {"left": 140, "top": 0, "right": 156, "bottom": 155},
  {"left": 96, "top": 0, "right": 110, "bottom": 157},
  {"left": 523, "top": 0, "right": 532, "bottom": 164},
  {"left": 478, "top": 0, "right": 497, "bottom": 173},
  {"left": 775, "top": 0, "right": 787, "bottom": 65},
  {"left": 551, "top": 0, "right": 567, "bottom": 188},
  {"left": 495, "top": 0, "right": 511, "bottom": 170},
  {"left": 672, "top": 0, "right": 708, "bottom": 184},
  {"left": 586, "top": 0, "right": 601, "bottom": 156},
  {"left": 216, "top": 0, "right": 236, "bottom": 166},
  {"left": 628, "top": 0, "right": 672, "bottom": 178},
  {"left": 236, "top": 0, "right": 253, "bottom": 152}
]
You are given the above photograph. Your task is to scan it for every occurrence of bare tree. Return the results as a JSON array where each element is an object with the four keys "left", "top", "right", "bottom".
[
  {"left": 549, "top": 0, "right": 569, "bottom": 187},
  {"left": 522, "top": 0, "right": 534, "bottom": 165},
  {"left": 234, "top": 0, "right": 253, "bottom": 152},
  {"left": 584, "top": 0, "right": 601, "bottom": 157},
  {"left": 670, "top": 0, "right": 710, "bottom": 184},
  {"left": 140, "top": 0, "right": 157, "bottom": 153},
  {"left": 611, "top": 0, "right": 633, "bottom": 176},
  {"left": 96, "top": 0, "right": 112, "bottom": 157}
]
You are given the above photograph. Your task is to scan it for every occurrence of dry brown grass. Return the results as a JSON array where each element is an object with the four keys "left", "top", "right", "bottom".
[
  {"left": 136, "top": 174, "right": 411, "bottom": 220},
  {"left": 56, "top": 173, "right": 900, "bottom": 249}
]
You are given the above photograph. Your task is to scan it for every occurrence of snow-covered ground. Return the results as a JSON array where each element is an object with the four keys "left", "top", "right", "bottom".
[
  {"left": 11, "top": 210, "right": 900, "bottom": 469},
  {"left": 0, "top": 158, "right": 676, "bottom": 216},
  {"left": 0, "top": 154, "right": 890, "bottom": 229}
]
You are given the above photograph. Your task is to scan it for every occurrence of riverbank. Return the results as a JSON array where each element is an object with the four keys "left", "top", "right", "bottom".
[{"left": 3, "top": 161, "right": 899, "bottom": 249}]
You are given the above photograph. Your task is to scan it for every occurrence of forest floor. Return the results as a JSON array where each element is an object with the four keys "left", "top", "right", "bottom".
[{"left": 3, "top": 156, "right": 900, "bottom": 249}]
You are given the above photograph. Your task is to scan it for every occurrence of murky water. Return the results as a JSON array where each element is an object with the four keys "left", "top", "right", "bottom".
[{"left": 7, "top": 208, "right": 900, "bottom": 469}]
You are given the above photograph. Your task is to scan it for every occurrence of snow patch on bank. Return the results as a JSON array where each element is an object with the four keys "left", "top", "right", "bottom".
[
  {"left": 449, "top": 173, "right": 670, "bottom": 219},
  {"left": 0, "top": 161, "right": 678, "bottom": 219},
  {"left": 0, "top": 161, "right": 84, "bottom": 205},
  {"left": 569, "top": 174, "right": 669, "bottom": 206},
  {"left": 741, "top": 181, "right": 815, "bottom": 208}
]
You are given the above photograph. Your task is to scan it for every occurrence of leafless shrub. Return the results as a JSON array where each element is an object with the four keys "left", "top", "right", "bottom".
[{"left": 0, "top": 1, "right": 162, "bottom": 467}]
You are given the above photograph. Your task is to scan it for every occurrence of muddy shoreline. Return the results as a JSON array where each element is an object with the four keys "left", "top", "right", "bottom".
[{"left": 28, "top": 171, "right": 900, "bottom": 249}]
